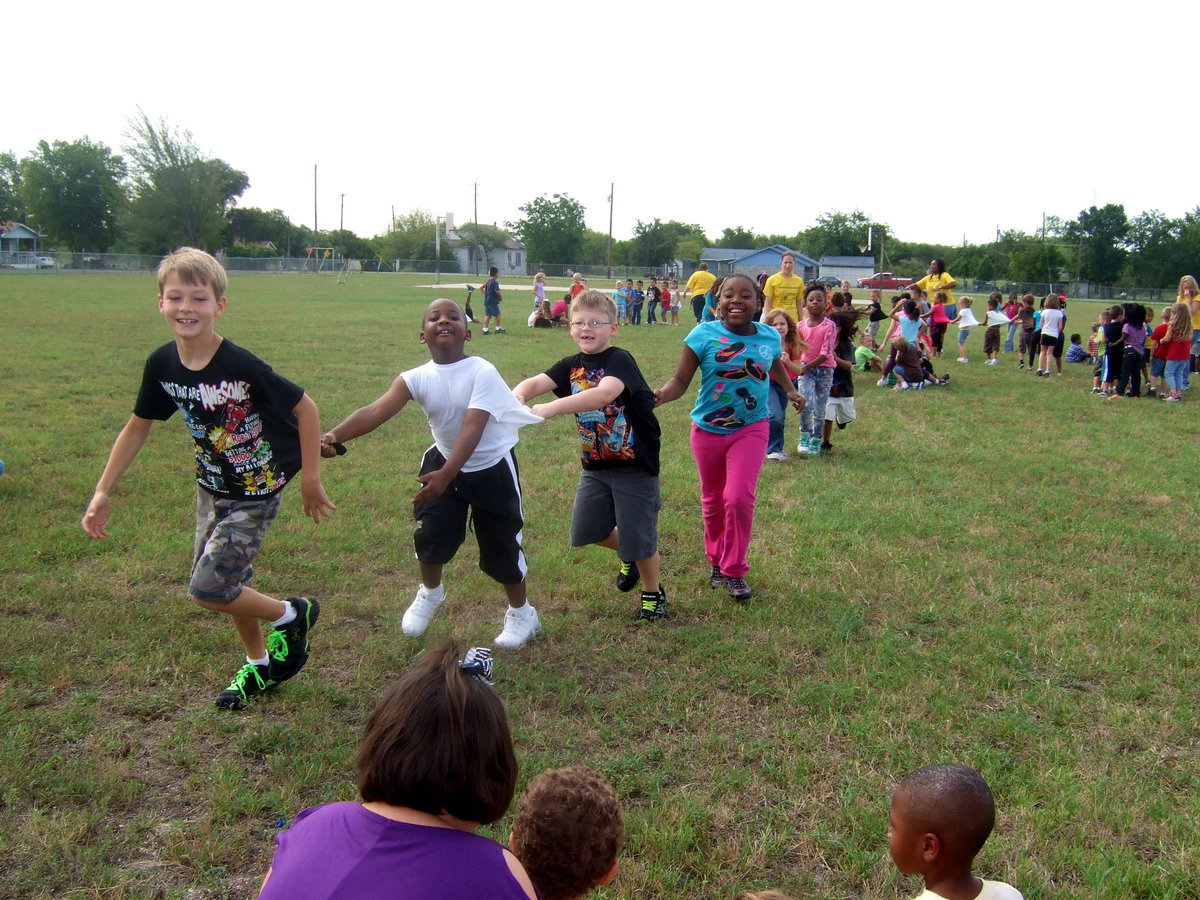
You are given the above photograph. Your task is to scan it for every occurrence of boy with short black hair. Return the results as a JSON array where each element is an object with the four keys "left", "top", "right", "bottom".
[
  {"left": 513, "top": 290, "right": 666, "bottom": 621},
  {"left": 887, "top": 764, "right": 1022, "bottom": 900},
  {"left": 82, "top": 247, "right": 336, "bottom": 709},
  {"left": 629, "top": 280, "right": 645, "bottom": 325},
  {"left": 510, "top": 766, "right": 623, "bottom": 900},
  {"left": 322, "top": 298, "right": 543, "bottom": 648},
  {"left": 482, "top": 266, "right": 505, "bottom": 334}
]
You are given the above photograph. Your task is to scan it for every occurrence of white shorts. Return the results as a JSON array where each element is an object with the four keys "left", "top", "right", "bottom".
[{"left": 824, "top": 396, "right": 857, "bottom": 425}]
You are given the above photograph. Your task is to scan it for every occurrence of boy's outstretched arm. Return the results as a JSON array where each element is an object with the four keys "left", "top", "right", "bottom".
[
  {"left": 294, "top": 393, "right": 337, "bottom": 524},
  {"left": 321, "top": 375, "right": 413, "bottom": 457},
  {"left": 412, "top": 407, "right": 490, "bottom": 505},
  {"left": 82, "top": 414, "right": 154, "bottom": 539},
  {"left": 531, "top": 376, "right": 624, "bottom": 420},
  {"left": 511, "top": 373, "right": 555, "bottom": 405}
]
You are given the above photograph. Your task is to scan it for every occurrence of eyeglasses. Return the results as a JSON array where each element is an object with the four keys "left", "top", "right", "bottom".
[{"left": 569, "top": 319, "right": 614, "bottom": 329}]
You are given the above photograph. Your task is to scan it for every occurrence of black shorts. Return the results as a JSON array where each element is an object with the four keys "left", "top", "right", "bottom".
[
  {"left": 413, "top": 446, "right": 527, "bottom": 585},
  {"left": 1040, "top": 333, "right": 1059, "bottom": 348}
]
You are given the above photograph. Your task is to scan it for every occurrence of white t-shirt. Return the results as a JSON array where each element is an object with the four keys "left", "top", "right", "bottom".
[
  {"left": 957, "top": 307, "right": 981, "bottom": 328},
  {"left": 401, "top": 356, "right": 542, "bottom": 472},
  {"left": 1039, "top": 308, "right": 1065, "bottom": 339},
  {"left": 914, "top": 879, "right": 1023, "bottom": 900}
]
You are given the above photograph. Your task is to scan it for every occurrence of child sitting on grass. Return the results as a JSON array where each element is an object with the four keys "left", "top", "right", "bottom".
[
  {"left": 510, "top": 766, "right": 623, "bottom": 900},
  {"left": 887, "top": 764, "right": 1022, "bottom": 900}
]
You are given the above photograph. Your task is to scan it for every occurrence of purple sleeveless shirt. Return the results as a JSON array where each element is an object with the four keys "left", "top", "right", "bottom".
[{"left": 259, "top": 802, "right": 534, "bottom": 899}]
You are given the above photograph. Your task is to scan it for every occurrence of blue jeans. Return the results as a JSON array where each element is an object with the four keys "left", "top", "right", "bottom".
[
  {"left": 767, "top": 379, "right": 797, "bottom": 454},
  {"left": 799, "top": 366, "right": 833, "bottom": 442},
  {"left": 1166, "top": 358, "right": 1189, "bottom": 392},
  {"left": 1004, "top": 323, "right": 1018, "bottom": 352}
]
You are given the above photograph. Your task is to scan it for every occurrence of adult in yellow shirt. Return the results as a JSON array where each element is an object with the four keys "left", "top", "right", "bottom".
[
  {"left": 1179, "top": 274, "right": 1199, "bottom": 388},
  {"left": 911, "top": 258, "right": 956, "bottom": 307},
  {"left": 762, "top": 252, "right": 805, "bottom": 321},
  {"left": 685, "top": 263, "right": 717, "bottom": 322}
]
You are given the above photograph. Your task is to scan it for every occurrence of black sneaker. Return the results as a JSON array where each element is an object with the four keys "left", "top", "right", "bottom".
[
  {"left": 708, "top": 564, "right": 724, "bottom": 589},
  {"left": 725, "top": 575, "right": 753, "bottom": 602},
  {"left": 215, "top": 662, "right": 275, "bottom": 710},
  {"left": 267, "top": 597, "right": 320, "bottom": 683},
  {"left": 636, "top": 588, "right": 667, "bottom": 622},
  {"left": 616, "top": 560, "right": 640, "bottom": 592}
]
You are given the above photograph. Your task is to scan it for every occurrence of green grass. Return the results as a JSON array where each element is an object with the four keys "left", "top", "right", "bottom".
[{"left": 2, "top": 272, "right": 1198, "bottom": 899}]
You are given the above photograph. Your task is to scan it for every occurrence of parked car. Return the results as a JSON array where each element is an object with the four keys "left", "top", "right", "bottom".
[
  {"left": 812, "top": 275, "right": 841, "bottom": 288},
  {"left": 857, "top": 272, "right": 913, "bottom": 290},
  {"left": 36, "top": 256, "right": 56, "bottom": 268}
]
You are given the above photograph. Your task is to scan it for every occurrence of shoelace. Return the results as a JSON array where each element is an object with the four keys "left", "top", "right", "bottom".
[{"left": 266, "top": 630, "right": 289, "bottom": 661}]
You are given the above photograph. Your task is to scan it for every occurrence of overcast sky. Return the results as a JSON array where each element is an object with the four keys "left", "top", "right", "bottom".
[{"left": 10, "top": 1, "right": 1193, "bottom": 250}]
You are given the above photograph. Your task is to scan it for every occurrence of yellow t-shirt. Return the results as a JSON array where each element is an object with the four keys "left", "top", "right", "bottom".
[
  {"left": 686, "top": 269, "right": 716, "bottom": 298},
  {"left": 1182, "top": 295, "right": 1200, "bottom": 330},
  {"left": 764, "top": 272, "right": 805, "bottom": 321},
  {"left": 913, "top": 272, "right": 956, "bottom": 306}
]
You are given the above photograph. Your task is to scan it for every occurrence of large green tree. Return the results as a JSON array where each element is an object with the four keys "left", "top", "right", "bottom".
[
  {"left": 123, "top": 111, "right": 248, "bottom": 253},
  {"left": 1067, "top": 204, "right": 1128, "bottom": 285},
  {"left": 508, "top": 193, "right": 586, "bottom": 265},
  {"left": 20, "top": 138, "right": 126, "bottom": 251},
  {"left": 371, "top": 209, "right": 453, "bottom": 263},
  {"left": 628, "top": 219, "right": 707, "bottom": 267},
  {"left": 798, "top": 210, "right": 886, "bottom": 259},
  {"left": 227, "top": 207, "right": 307, "bottom": 254},
  {"left": 0, "top": 151, "right": 26, "bottom": 222}
]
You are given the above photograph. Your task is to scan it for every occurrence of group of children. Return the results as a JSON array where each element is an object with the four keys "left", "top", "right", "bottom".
[
  {"left": 1090, "top": 292, "right": 1195, "bottom": 401},
  {"left": 607, "top": 274, "right": 683, "bottom": 326},
  {"left": 82, "top": 248, "right": 1025, "bottom": 900}
]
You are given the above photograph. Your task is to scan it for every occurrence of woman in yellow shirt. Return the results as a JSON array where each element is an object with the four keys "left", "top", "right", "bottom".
[{"left": 911, "top": 259, "right": 956, "bottom": 308}]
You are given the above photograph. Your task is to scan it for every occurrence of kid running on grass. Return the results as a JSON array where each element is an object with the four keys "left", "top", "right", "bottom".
[
  {"left": 822, "top": 307, "right": 869, "bottom": 452},
  {"left": 654, "top": 274, "right": 804, "bottom": 602},
  {"left": 887, "top": 764, "right": 1023, "bottom": 900},
  {"left": 320, "top": 298, "right": 543, "bottom": 649},
  {"left": 796, "top": 284, "right": 838, "bottom": 457},
  {"left": 81, "top": 247, "right": 336, "bottom": 709},
  {"left": 762, "top": 307, "right": 807, "bottom": 461},
  {"left": 513, "top": 290, "right": 667, "bottom": 622}
]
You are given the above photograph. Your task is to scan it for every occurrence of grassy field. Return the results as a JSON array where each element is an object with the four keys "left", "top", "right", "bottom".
[{"left": 1, "top": 272, "right": 1197, "bottom": 900}]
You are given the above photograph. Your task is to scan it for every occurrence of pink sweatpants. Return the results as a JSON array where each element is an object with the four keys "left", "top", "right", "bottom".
[{"left": 689, "top": 419, "right": 767, "bottom": 578}]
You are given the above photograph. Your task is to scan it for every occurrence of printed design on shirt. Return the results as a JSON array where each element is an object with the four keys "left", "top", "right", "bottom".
[
  {"left": 705, "top": 335, "right": 769, "bottom": 429},
  {"left": 161, "top": 378, "right": 286, "bottom": 496},
  {"left": 569, "top": 364, "right": 636, "bottom": 463}
]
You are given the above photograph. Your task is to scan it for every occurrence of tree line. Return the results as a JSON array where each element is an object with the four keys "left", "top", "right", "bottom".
[{"left": 2, "top": 120, "right": 1195, "bottom": 287}]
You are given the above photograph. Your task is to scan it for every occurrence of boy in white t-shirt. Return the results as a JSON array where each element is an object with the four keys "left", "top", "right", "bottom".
[{"left": 321, "top": 298, "right": 544, "bottom": 649}]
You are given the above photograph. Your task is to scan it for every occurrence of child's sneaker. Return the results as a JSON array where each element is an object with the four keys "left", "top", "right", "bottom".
[
  {"left": 215, "top": 662, "right": 275, "bottom": 710},
  {"left": 636, "top": 588, "right": 667, "bottom": 622},
  {"left": 267, "top": 597, "right": 319, "bottom": 683},
  {"left": 708, "top": 564, "right": 724, "bottom": 589},
  {"left": 494, "top": 603, "right": 541, "bottom": 649},
  {"left": 724, "top": 575, "right": 753, "bottom": 602},
  {"left": 402, "top": 584, "right": 445, "bottom": 636},
  {"left": 616, "top": 560, "right": 640, "bottom": 592},
  {"left": 1017, "top": 362, "right": 1025, "bottom": 369},
  {"left": 481, "top": 328, "right": 490, "bottom": 335},
  {"left": 957, "top": 356, "right": 968, "bottom": 363},
  {"left": 494, "top": 327, "right": 507, "bottom": 334},
  {"left": 766, "top": 451, "right": 788, "bottom": 461}
]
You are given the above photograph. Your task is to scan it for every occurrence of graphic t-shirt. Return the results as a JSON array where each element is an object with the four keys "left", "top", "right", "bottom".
[
  {"left": 134, "top": 339, "right": 304, "bottom": 498},
  {"left": 684, "top": 320, "right": 781, "bottom": 434},
  {"left": 544, "top": 346, "right": 661, "bottom": 475}
]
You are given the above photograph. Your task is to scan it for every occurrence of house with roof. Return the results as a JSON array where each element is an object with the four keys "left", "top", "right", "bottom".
[
  {"left": 1, "top": 222, "right": 44, "bottom": 266},
  {"left": 446, "top": 223, "right": 526, "bottom": 277},
  {"left": 818, "top": 255, "right": 876, "bottom": 284},
  {"left": 699, "top": 247, "right": 755, "bottom": 274},
  {"left": 724, "top": 245, "right": 819, "bottom": 281}
]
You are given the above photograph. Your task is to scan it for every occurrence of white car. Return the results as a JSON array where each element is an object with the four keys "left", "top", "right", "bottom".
[{"left": 36, "top": 256, "right": 56, "bottom": 268}]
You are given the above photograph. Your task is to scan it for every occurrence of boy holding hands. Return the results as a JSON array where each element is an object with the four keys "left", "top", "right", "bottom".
[
  {"left": 888, "top": 764, "right": 1022, "bottom": 900},
  {"left": 82, "top": 247, "right": 336, "bottom": 709},
  {"left": 513, "top": 290, "right": 667, "bottom": 621},
  {"left": 321, "top": 298, "right": 543, "bottom": 648}
]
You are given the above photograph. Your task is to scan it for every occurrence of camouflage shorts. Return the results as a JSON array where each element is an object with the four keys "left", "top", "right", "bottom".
[{"left": 189, "top": 489, "right": 282, "bottom": 603}]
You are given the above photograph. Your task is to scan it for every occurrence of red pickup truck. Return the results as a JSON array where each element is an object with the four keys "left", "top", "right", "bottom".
[{"left": 857, "top": 272, "right": 913, "bottom": 290}]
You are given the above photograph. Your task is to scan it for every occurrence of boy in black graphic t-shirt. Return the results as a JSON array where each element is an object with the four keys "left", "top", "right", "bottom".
[
  {"left": 82, "top": 247, "right": 336, "bottom": 709},
  {"left": 513, "top": 289, "right": 666, "bottom": 622}
]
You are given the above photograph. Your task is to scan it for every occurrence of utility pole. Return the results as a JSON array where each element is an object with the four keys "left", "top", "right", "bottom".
[
  {"left": 606, "top": 182, "right": 614, "bottom": 279},
  {"left": 313, "top": 165, "right": 318, "bottom": 249},
  {"left": 473, "top": 182, "right": 480, "bottom": 278},
  {"left": 339, "top": 193, "right": 345, "bottom": 260}
]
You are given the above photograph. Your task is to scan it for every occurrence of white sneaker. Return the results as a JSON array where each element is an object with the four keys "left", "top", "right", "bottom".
[
  {"left": 766, "top": 451, "right": 788, "bottom": 461},
  {"left": 957, "top": 357, "right": 968, "bottom": 363},
  {"left": 877, "top": 378, "right": 887, "bottom": 387},
  {"left": 402, "top": 583, "right": 445, "bottom": 636},
  {"left": 494, "top": 604, "right": 541, "bottom": 649}
]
